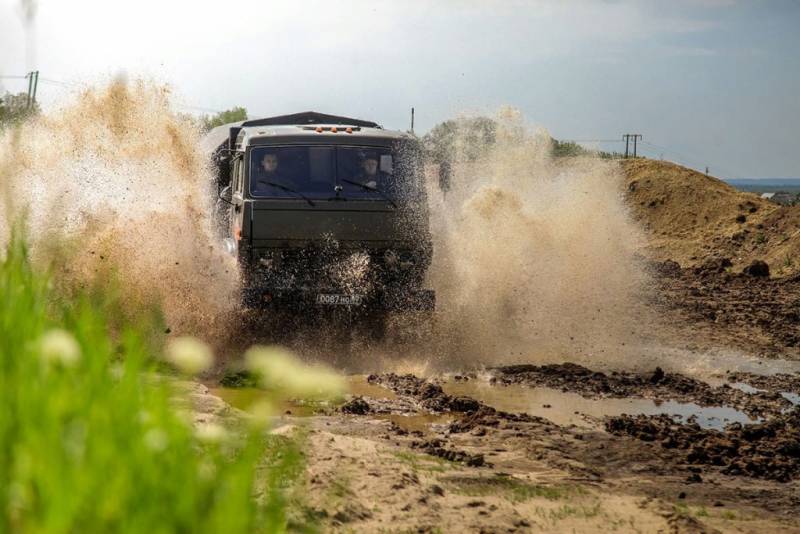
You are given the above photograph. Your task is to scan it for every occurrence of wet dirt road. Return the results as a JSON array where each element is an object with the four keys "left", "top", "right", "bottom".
[{"left": 196, "top": 261, "right": 800, "bottom": 532}]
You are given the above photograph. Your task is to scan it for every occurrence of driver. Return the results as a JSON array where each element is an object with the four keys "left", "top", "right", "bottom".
[{"left": 254, "top": 152, "right": 281, "bottom": 192}]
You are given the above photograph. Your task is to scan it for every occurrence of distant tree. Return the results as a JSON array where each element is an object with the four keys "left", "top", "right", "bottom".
[
  {"left": 200, "top": 106, "right": 248, "bottom": 132},
  {"left": 424, "top": 116, "right": 629, "bottom": 162},
  {"left": 422, "top": 116, "right": 497, "bottom": 164},
  {"left": 550, "top": 139, "right": 592, "bottom": 158},
  {"left": 0, "top": 92, "right": 39, "bottom": 128}
]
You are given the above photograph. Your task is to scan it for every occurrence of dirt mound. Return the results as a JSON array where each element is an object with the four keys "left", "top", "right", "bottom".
[
  {"left": 606, "top": 407, "right": 800, "bottom": 482},
  {"left": 652, "top": 260, "right": 800, "bottom": 355},
  {"left": 622, "top": 159, "right": 800, "bottom": 277},
  {"left": 367, "top": 373, "right": 482, "bottom": 413}
]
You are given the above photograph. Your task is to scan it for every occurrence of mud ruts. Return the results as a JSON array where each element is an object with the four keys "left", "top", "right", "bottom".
[{"left": 606, "top": 407, "right": 800, "bottom": 482}]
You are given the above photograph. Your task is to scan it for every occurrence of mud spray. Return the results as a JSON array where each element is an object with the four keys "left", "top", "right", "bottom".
[
  {"left": 0, "top": 86, "right": 651, "bottom": 371},
  {"left": 422, "top": 107, "right": 652, "bottom": 369},
  {"left": 0, "top": 80, "right": 239, "bottom": 342}
]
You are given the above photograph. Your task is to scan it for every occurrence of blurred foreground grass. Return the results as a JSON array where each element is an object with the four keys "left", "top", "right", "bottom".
[{"left": 0, "top": 232, "right": 308, "bottom": 533}]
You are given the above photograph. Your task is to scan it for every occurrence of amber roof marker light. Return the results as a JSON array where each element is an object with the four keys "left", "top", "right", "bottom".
[
  {"left": 331, "top": 127, "right": 338, "bottom": 133},
  {"left": 346, "top": 127, "right": 353, "bottom": 134},
  {"left": 315, "top": 126, "right": 323, "bottom": 133}
]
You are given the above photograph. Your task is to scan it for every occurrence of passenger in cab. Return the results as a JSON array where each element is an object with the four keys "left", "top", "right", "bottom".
[{"left": 358, "top": 151, "right": 389, "bottom": 188}]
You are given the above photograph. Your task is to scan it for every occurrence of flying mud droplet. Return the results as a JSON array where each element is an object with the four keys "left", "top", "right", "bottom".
[
  {"left": 0, "top": 79, "right": 240, "bottom": 340},
  {"left": 426, "top": 107, "right": 652, "bottom": 366}
]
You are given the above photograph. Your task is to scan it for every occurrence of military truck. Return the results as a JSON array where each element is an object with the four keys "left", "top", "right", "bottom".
[{"left": 204, "top": 112, "right": 435, "bottom": 326}]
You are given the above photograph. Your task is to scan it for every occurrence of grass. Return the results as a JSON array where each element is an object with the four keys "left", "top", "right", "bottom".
[
  {"left": 444, "top": 474, "right": 583, "bottom": 503},
  {"left": 391, "top": 451, "right": 454, "bottom": 473},
  {"left": 0, "top": 231, "right": 304, "bottom": 533},
  {"left": 531, "top": 501, "right": 603, "bottom": 526}
]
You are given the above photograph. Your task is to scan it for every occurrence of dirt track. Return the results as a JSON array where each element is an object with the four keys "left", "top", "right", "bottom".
[
  {"left": 228, "top": 265, "right": 799, "bottom": 530},
  {"left": 197, "top": 159, "right": 800, "bottom": 532},
  {"left": 241, "top": 357, "right": 800, "bottom": 532}
]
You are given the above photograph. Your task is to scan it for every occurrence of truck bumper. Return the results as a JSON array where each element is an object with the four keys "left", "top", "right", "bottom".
[{"left": 242, "top": 287, "right": 435, "bottom": 312}]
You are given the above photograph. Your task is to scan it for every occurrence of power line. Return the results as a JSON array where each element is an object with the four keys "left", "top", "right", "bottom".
[
  {"left": 639, "top": 140, "right": 742, "bottom": 179},
  {"left": 3, "top": 72, "right": 224, "bottom": 115},
  {"left": 38, "top": 77, "right": 78, "bottom": 87},
  {"left": 622, "top": 134, "right": 642, "bottom": 158},
  {"left": 562, "top": 138, "right": 624, "bottom": 143}
]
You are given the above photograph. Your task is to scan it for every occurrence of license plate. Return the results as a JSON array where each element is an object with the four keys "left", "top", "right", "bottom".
[{"left": 316, "top": 294, "right": 363, "bottom": 306}]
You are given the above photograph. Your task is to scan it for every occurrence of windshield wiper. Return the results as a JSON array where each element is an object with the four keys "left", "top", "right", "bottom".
[
  {"left": 262, "top": 181, "right": 316, "bottom": 207},
  {"left": 339, "top": 179, "right": 397, "bottom": 209}
]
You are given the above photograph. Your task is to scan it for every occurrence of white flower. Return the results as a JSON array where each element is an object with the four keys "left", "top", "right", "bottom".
[
  {"left": 165, "top": 336, "right": 213, "bottom": 375},
  {"left": 143, "top": 428, "right": 168, "bottom": 452},
  {"left": 244, "top": 346, "right": 345, "bottom": 400},
  {"left": 246, "top": 399, "right": 275, "bottom": 429},
  {"left": 197, "top": 459, "right": 217, "bottom": 481},
  {"left": 194, "top": 422, "right": 228, "bottom": 444},
  {"left": 39, "top": 329, "right": 81, "bottom": 367}
]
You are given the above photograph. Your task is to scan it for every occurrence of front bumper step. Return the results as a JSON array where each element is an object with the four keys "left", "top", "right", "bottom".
[{"left": 242, "top": 287, "right": 435, "bottom": 311}]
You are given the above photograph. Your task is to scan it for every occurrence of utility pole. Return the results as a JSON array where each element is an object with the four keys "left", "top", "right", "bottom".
[
  {"left": 26, "top": 70, "right": 39, "bottom": 108},
  {"left": 622, "top": 134, "right": 642, "bottom": 158},
  {"left": 410, "top": 107, "right": 415, "bottom": 134}
]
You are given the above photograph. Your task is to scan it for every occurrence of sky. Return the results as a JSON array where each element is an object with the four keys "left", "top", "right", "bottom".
[{"left": 1, "top": 0, "right": 799, "bottom": 178}]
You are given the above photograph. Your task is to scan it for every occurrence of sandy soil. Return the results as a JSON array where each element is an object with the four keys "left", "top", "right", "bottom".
[
  {"left": 622, "top": 159, "right": 800, "bottom": 277},
  {"left": 187, "top": 159, "right": 800, "bottom": 532}
]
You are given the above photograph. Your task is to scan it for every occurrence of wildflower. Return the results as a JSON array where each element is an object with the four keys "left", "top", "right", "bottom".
[
  {"left": 244, "top": 346, "right": 345, "bottom": 400},
  {"left": 165, "top": 336, "right": 213, "bottom": 375},
  {"left": 195, "top": 422, "right": 228, "bottom": 444},
  {"left": 39, "top": 329, "right": 81, "bottom": 367},
  {"left": 197, "top": 459, "right": 217, "bottom": 481},
  {"left": 143, "top": 428, "right": 168, "bottom": 452},
  {"left": 246, "top": 399, "right": 275, "bottom": 428}
]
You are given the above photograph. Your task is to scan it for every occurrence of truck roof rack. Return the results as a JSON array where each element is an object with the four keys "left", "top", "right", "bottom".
[{"left": 241, "top": 111, "right": 380, "bottom": 129}]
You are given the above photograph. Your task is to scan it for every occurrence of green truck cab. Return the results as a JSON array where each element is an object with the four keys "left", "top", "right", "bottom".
[{"left": 205, "top": 112, "right": 435, "bottom": 315}]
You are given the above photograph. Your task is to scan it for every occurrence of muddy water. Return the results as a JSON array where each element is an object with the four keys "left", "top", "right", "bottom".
[
  {"left": 210, "top": 375, "right": 395, "bottom": 413},
  {"left": 425, "top": 108, "right": 652, "bottom": 366},
  {"left": 783, "top": 392, "right": 800, "bottom": 406},
  {"left": 655, "top": 348, "right": 800, "bottom": 380},
  {"left": 212, "top": 373, "right": 761, "bottom": 432},
  {"left": 443, "top": 380, "right": 758, "bottom": 431},
  {"left": 0, "top": 80, "right": 239, "bottom": 342}
]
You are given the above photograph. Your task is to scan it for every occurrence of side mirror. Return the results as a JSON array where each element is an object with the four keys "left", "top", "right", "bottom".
[{"left": 218, "top": 184, "right": 233, "bottom": 205}]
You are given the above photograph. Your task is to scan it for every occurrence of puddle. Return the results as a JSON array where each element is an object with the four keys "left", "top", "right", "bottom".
[
  {"left": 209, "top": 387, "right": 329, "bottom": 416},
  {"left": 210, "top": 375, "right": 394, "bottom": 415},
  {"left": 346, "top": 375, "right": 398, "bottom": 400},
  {"left": 782, "top": 392, "right": 800, "bottom": 406},
  {"left": 728, "top": 382, "right": 764, "bottom": 394},
  {"left": 443, "top": 381, "right": 759, "bottom": 431},
  {"left": 635, "top": 346, "right": 800, "bottom": 380}
]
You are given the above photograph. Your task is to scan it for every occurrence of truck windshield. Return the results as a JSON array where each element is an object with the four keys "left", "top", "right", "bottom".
[
  {"left": 249, "top": 145, "right": 416, "bottom": 201},
  {"left": 250, "top": 146, "right": 335, "bottom": 199}
]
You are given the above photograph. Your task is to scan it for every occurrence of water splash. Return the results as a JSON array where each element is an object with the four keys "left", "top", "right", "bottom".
[
  {"left": 0, "top": 79, "right": 239, "bottom": 338},
  {"left": 426, "top": 107, "right": 651, "bottom": 366}
]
